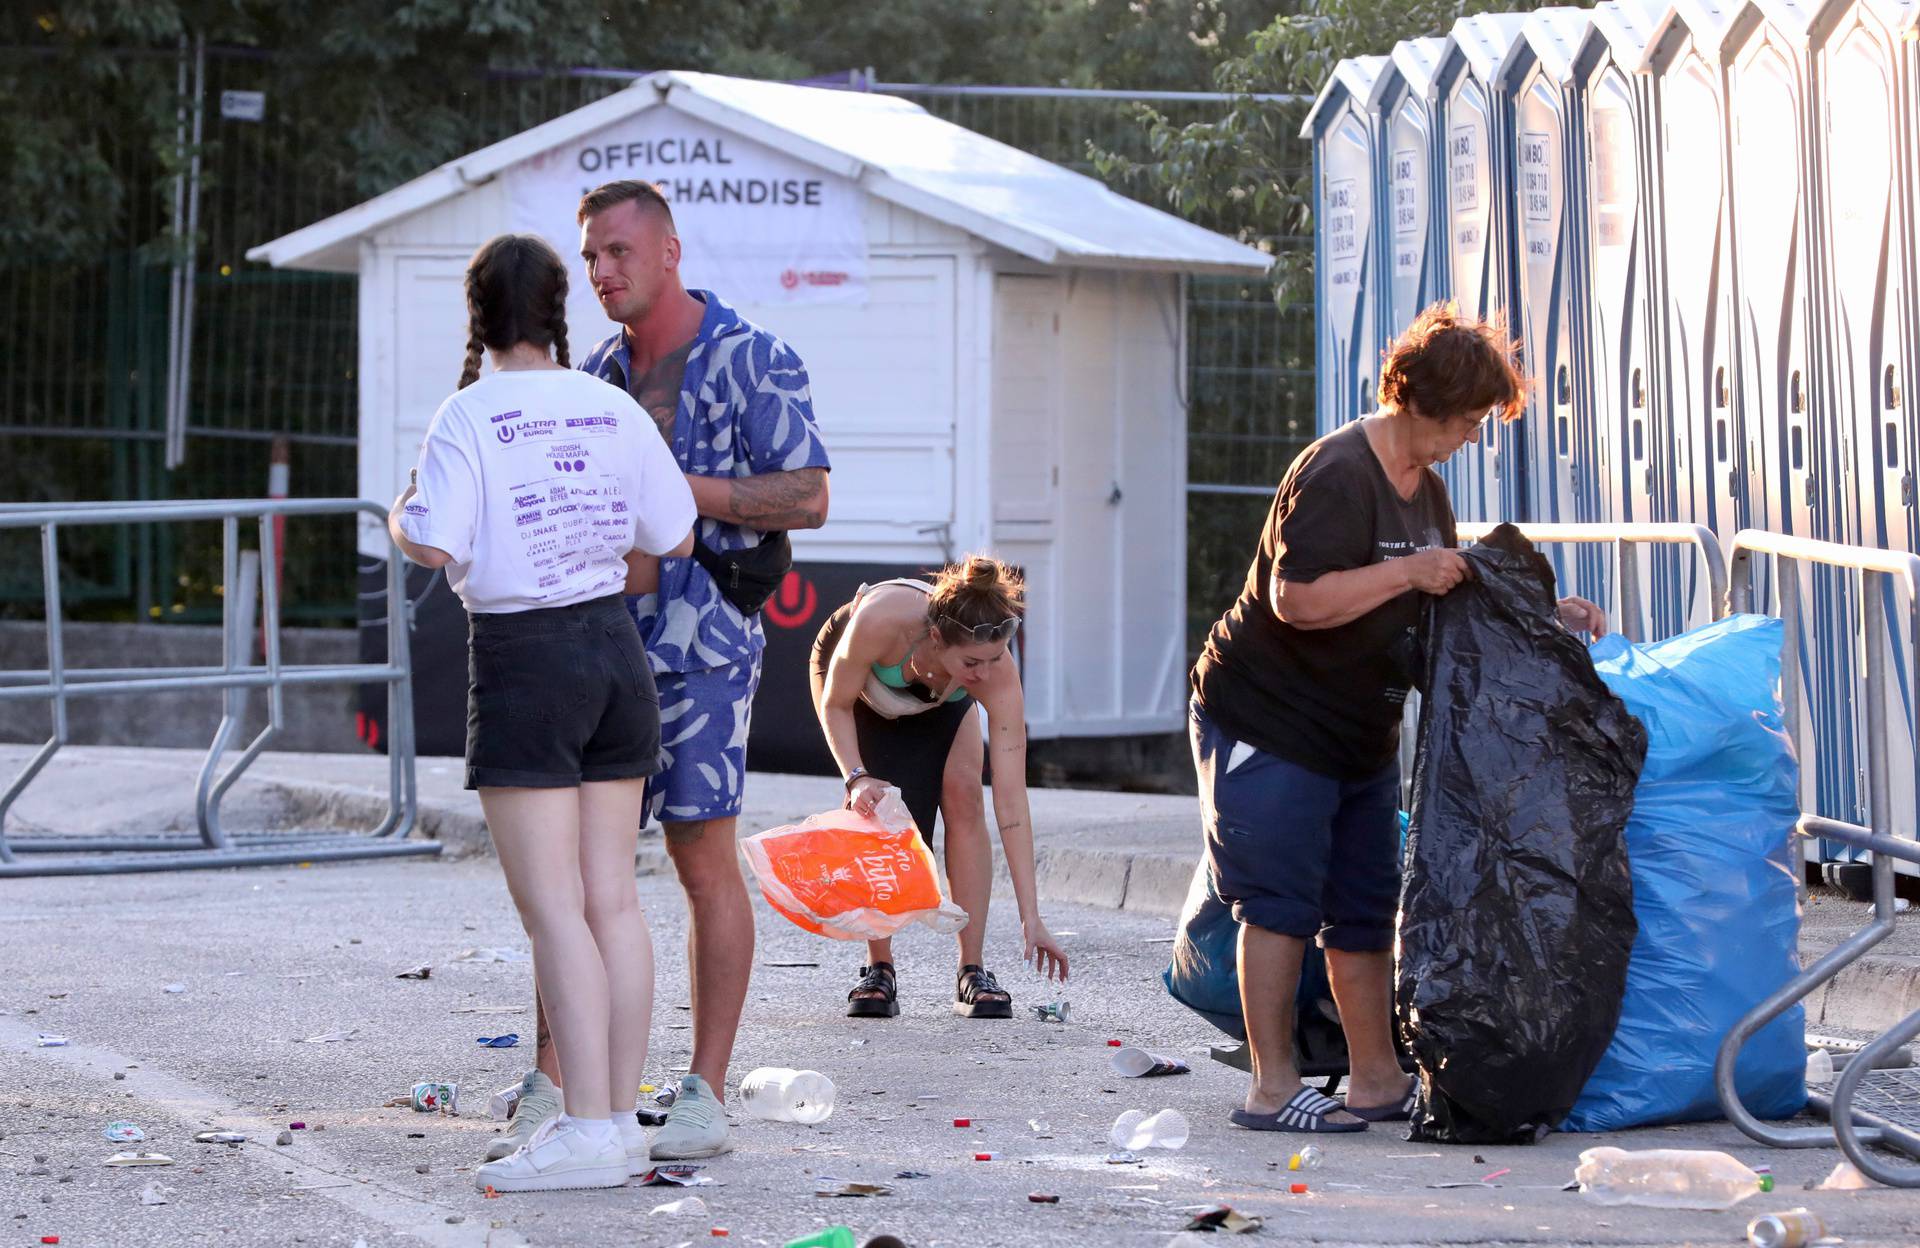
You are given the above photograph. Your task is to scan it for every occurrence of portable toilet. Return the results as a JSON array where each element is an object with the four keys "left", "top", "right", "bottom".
[
  {"left": 1643, "top": 0, "right": 1748, "bottom": 637},
  {"left": 1430, "top": 13, "right": 1533, "bottom": 524},
  {"left": 1374, "top": 39, "right": 1449, "bottom": 349},
  {"left": 1499, "top": 8, "right": 1605, "bottom": 604},
  {"left": 1725, "top": 0, "right": 1860, "bottom": 845},
  {"left": 1812, "top": 0, "right": 1920, "bottom": 862},
  {"left": 1581, "top": 0, "right": 1669, "bottom": 634},
  {"left": 1304, "top": 56, "right": 1392, "bottom": 437}
]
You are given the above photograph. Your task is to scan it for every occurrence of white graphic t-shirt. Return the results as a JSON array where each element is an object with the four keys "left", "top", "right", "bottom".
[{"left": 399, "top": 369, "right": 695, "bottom": 613}]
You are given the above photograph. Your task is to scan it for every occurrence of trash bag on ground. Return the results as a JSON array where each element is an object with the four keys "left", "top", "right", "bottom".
[
  {"left": 1397, "top": 523, "right": 1645, "bottom": 1144},
  {"left": 742, "top": 789, "right": 969, "bottom": 941},
  {"left": 1563, "top": 614, "right": 1807, "bottom": 1130},
  {"left": 1166, "top": 814, "right": 1409, "bottom": 1064}
]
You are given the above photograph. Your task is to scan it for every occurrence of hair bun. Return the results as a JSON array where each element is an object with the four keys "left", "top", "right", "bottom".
[{"left": 966, "top": 557, "right": 998, "bottom": 591}]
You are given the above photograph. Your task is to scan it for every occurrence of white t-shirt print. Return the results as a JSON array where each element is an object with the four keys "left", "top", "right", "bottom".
[{"left": 398, "top": 369, "right": 695, "bottom": 614}]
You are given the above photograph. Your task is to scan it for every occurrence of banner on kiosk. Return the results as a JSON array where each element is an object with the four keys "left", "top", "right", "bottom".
[{"left": 506, "top": 111, "right": 869, "bottom": 306}]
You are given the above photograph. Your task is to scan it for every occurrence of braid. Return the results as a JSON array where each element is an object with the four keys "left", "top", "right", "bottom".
[
  {"left": 457, "top": 312, "right": 485, "bottom": 390},
  {"left": 547, "top": 294, "right": 570, "bottom": 371}
]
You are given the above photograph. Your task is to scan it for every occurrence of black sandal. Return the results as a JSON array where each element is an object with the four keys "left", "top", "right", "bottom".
[
  {"left": 847, "top": 962, "right": 899, "bottom": 1018},
  {"left": 953, "top": 964, "right": 1012, "bottom": 1019}
]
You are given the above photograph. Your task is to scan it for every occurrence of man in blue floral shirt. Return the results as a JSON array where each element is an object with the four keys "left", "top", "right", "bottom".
[{"left": 488, "top": 180, "right": 831, "bottom": 1168}]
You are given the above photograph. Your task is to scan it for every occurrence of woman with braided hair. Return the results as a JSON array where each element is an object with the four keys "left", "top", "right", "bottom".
[
  {"left": 810, "top": 555, "right": 1070, "bottom": 1021},
  {"left": 388, "top": 233, "right": 696, "bottom": 1191}
]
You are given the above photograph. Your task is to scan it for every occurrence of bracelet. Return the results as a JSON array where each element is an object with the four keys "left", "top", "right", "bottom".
[{"left": 843, "top": 766, "right": 869, "bottom": 792}]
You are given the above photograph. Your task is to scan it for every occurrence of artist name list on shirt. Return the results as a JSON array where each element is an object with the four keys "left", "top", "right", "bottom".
[{"left": 492, "top": 409, "right": 636, "bottom": 594}]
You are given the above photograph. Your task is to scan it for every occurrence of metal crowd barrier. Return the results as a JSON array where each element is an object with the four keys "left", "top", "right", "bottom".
[
  {"left": 1453, "top": 520, "right": 1728, "bottom": 643},
  {"left": 0, "top": 498, "right": 435, "bottom": 877},
  {"left": 1715, "top": 528, "right": 1920, "bottom": 1185}
]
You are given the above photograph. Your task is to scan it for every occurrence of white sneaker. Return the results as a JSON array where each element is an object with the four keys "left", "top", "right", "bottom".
[
  {"left": 617, "top": 1119, "right": 650, "bottom": 1177},
  {"left": 648, "top": 1075, "right": 733, "bottom": 1160},
  {"left": 484, "top": 1071, "right": 562, "bottom": 1162},
  {"left": 473, "top": 1117, "right": 626, "bottom": 1193}
]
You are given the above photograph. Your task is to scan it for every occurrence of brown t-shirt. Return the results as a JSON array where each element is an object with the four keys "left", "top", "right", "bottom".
[{"left": 1191, "top": 419, "right": 1456, "bottom": 780}]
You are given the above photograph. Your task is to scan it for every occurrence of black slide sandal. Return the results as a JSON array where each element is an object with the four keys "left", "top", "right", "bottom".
[
  {"left": 953, "top": 964, "right": 1013, "bottom": 1019},
  {"left": 846, "top": 962, "right": 899, "bottom": 1018}
]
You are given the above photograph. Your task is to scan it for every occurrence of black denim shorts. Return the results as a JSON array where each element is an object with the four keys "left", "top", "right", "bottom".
[{"left": 465, "top": 594, "right": 662, "bottom": 790}]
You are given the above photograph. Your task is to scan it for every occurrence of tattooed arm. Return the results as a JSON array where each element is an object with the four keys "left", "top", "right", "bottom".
[{"left": 684, "top": 467, "right": 830, "bottom": 531}]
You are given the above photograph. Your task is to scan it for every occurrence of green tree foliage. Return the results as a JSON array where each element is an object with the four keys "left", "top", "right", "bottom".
[{"left": 1091, "top": 0, "right": 1551, "bottom": 300}]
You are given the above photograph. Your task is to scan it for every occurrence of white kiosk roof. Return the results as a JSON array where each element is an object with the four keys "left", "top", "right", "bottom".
[{"left": 246, "top": 70, "right": 1272, "bottom": 278}]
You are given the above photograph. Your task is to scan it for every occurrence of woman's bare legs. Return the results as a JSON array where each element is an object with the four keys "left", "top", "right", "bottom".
[
  {"left": 577, "top": 778, "right": 654, "bottom": 1114},
  {"left": 481, "top": 786, "right": 611, "bottom": 1120},
  {"left": 940, "top": 713, "right": 992, "bottom": 968}
]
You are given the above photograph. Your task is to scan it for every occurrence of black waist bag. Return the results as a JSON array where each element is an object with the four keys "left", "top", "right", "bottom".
[{"left": 691, "top": 531, "right": 792, "bottom": 615}]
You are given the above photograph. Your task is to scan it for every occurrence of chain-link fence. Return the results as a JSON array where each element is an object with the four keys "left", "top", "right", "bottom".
[{"left": 1, "top": 52, "right": 1311, "bottom": 653}]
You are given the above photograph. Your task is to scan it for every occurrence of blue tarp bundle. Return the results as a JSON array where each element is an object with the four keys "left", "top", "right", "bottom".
[{"left": 1563, "top": 613, "right": 1807, "bottom": 1131}]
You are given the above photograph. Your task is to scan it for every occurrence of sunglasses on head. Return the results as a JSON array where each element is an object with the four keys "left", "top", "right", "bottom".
[{"left": 939, "top": 614, "right": 1020, "bottom": 645}]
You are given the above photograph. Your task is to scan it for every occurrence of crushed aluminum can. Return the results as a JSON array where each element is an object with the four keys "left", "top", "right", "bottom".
[
  {"left": 1030, "top": 1001, "right": 1070, "bottom": 1024},
  {"left": 410, "top": 1081, "right": 460, "bottom": 1114},
  {"left": 636, "top": 1083, "right": 678, "bottom": 1127},
  {"left": 193, "top": 1131, "right": 246, "bottom": 1145},
  {"left": 488, "top": 1082, "right": 523, "bottom": 1122},
  {"left": 638, "top": 1165, "right": 712, "bottom": 1188},
  {"left": 103, "top": 1122, "right": 145, "bottom": 1144}
]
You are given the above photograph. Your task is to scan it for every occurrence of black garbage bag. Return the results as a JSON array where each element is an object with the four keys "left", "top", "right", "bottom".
[{"left": 1396, "top": 523, "right": 1645, "bottom": 1144}]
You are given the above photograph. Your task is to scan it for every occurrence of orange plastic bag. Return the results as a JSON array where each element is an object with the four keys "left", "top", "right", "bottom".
[{"left": 741, "top": 789, "right": 969, "bottom": 941}]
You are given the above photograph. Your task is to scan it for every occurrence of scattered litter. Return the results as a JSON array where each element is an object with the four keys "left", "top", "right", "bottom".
[
  {"left": 1290, "top": 1183, "right": 1309, "bottom": 1195},
  {"left": 763, "top": 960, "right": 820, "bottom": 968},
  {"left": 1482, "top": 1168, "right": 1511, "bottom": 1183},
  {"left": 289, "top": 1122, "right": 307, "bottom": 1130},
  {"left": 476, "top": 1034, "right": 520, "bottom": 1048},
  {"left": 1028, "top": 1192, "right": 1060, "bottom": 1203},
  {"left": 1287, "top": 1146, "right": 1322, "bottom": 1172},
  {"left": 952, "top": 1118, "right": 973, "bottom": 1128},
  {"left": 1897, "top": 898, "right": 1912, "bottom": 914},
  {"left": 1818, "top": 1161, "right": 1876, "bottom": 1191},
  {"left": 103, "top": 1122, "right": 145, "bottom": 1144},
  {"left": 1389, "top": 1152, "right": 1443, "bottom": 1159},
  {"left": 1747, "top": 1209, "right": 1827, "bottom": 1248},
  {"left": 1428, "top": 1181, "right": 1497, "bottom": 1190},
  {"left": 1184, "top": 1205, "right": 1264, "bottom": 1233},
  {"left": 410, "top": 1081, "right": 460, "bottom": 1114},
  {"left": 1576, "top": 1148, "right": 1772, "bottom": 1209},
  {"left": 640, "top": 1166, "right": 714, "bottom": 1188},
  {"left": 35, "top": 1034, "right": 68, "bottom": 1047},
  {"left": 138, "top": 1182, "right": 171, "bottom": 1206},
  {"left": 295, "top": 1029, "right": 358, "bottom": 1044},
  {"left": 450, "top": 1006, "right": 523, "bottom": 1015},
  {"left": 895, "top": 1170, "right": 932, "bottom": 1180},
  {"left": 1031, "top": 1001, "right": 1070, "bottom": 1024},
  {"left": 163, "top": 984, "right": 186, "bottom": 994},
  {"left": 650, "top": 1196, "right": 709, "bottom": 1218},
  {"left": 1110, "top": 1108, "right": 1189, "bottom": 1151},
  {"left": 395, "top": 965, "right": 432, "bottom": 980},
  {"left": 1804, "top": 1049, "right": 1835, "bottom": 1086},
  {"left": 452, "top": 947, "right": 529, "bottom": 963},
  {"left": 415, "top": 1164, "right": 430, "bottom": 1174},
  {"left": 815, "top": 1180, "right": 893, "bottom": 1198},
  {"left": 1110, "top": 1047, "right": 1191, "bottom": 1079},
  {"left": 1028, "top": 1118, "right": 1053, "bottom": 1138},
  {"left": 276, "top": 1132, "right": 293, "bottom": 1146},
  {"left": 1105, "top": 1151, "right": 1143, "bottom": 1165},
  {"left": 103, "top": 1153, "right": 174, "bottom": 1167},
  {"left": 1106, "top": 1039, "right": 1123, "bottom": 1047},
  {"left": 1143, "top": 935, "right": 1177, "bottom": 944},
  {"left": 973, "top": 1152, "right": 1000, "bottom": 1161},
  {"left": 637, "top": 1085, "right": 679, "bottom": 1127},
  {"left": 288, "top": 1183, "right": 353, "bottom": 1192},
  {"left": 192, "top": 1132, "right": 245, "bottom": 1145},
  {"left": 445, "top": 1215, "right": 464, "bottom": 1225}
]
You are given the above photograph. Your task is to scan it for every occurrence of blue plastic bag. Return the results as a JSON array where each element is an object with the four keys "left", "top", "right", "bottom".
[{"left": 1563, "top": 614, "right": 1807, "bottom": 1131}]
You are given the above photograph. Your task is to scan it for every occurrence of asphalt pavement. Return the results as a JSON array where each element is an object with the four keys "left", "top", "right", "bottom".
[{"left": 7, "top": 852, "right": 1920, "bottom": 1248}]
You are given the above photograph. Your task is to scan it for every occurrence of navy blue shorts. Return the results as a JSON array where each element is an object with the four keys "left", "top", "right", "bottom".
[{"left": 1189, "top": 696, "right": 1400, "bottom": 952}]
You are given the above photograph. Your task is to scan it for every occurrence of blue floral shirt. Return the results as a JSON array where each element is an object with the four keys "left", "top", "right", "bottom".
[{"left": 579, "top": 290, "right": 831, "bottom": 674}]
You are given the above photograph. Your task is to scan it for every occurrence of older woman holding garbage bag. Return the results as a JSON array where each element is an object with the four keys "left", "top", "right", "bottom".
[
  {"left": 1189, "top": 304, "right": 1606, "bottom": 1134},
  {"left": 809, "top": 555, "right": 1070, "bottom": 1020}
]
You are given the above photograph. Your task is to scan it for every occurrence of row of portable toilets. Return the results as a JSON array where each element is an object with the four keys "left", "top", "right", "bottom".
[{"left": 1304, "top": 0, "right": 1920, "bottom": 867}]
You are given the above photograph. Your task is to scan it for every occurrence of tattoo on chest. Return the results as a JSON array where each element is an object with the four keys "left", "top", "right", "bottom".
[{"left": 633, "top": 341, "right": 693, "bottom": 442}]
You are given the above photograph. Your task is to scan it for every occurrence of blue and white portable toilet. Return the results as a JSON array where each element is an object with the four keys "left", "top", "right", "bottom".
[
  {"left": 1372, "top": 39, "right": 1449, "bottom": 353},
  {"left": 1812, "top": 0, "right": 1920, "bottom": 860},
  {"left": 1500, "top": 8, "right": 1605, "bottom": 603},
  {"left": 1726, "top": 0, "right": 1859, "bottom": 840},
  {"left": 1581, "top": 0, "right": 1669, "bottom": 633},
  {"left": 1430, "top": 13, "right": 1533, "bottom": 524},
  {"left": 1645, "top": 0, "right": 1749, "bottom": 634},
  {"left": 1303, "top": 56, "right": 1391, "bottom": 437}
]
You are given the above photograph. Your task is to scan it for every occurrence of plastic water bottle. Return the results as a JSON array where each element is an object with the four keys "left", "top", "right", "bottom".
[
  {"left": 1575, "top": 1147, "right": 1771, "bottom": 1211},
  {"left": 1109, "top": 1108, "right": 1190, "bottom": 1151},
  {"left": 1288, "top": 1144, "right": 1323, "bottom": 1171},
  {"left": 739, "top": 1067, "right": 836, "bottom": 1124}
]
